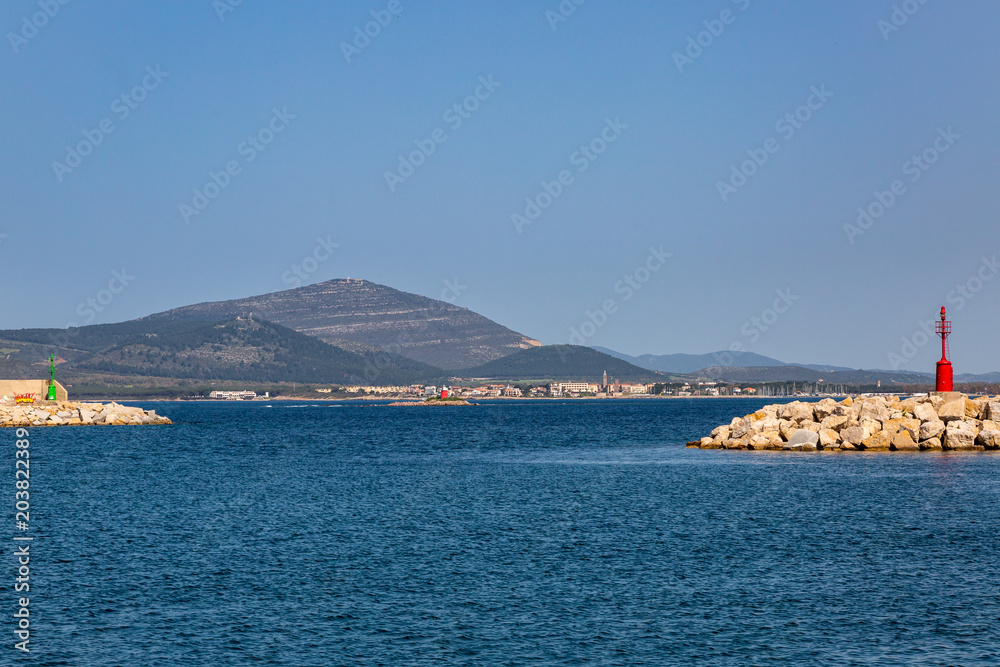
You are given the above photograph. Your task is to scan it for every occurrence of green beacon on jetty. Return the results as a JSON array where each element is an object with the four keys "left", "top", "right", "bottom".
[{"left": 47, "top": 354, "right": 57, "bottom": 402}]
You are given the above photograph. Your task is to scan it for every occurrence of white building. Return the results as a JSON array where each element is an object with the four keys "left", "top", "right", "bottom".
[{"left": 209, "top": 390, "right": 257, "bottom": 401}]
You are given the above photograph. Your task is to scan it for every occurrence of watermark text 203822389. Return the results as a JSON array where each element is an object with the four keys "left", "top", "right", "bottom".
[{"left": 12, "top": 428, "right": 33, "bottom": 653}]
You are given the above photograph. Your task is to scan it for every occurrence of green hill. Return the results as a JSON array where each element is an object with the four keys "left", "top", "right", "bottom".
[
  {"left": 452, "top": 345, "right": 669, "bottom": 382},
  {"left": 143, "top": 279, "right": 540, "bottom": 368},
  {"left": 3, "top": 318, "right": 443, "bottom": 386}
]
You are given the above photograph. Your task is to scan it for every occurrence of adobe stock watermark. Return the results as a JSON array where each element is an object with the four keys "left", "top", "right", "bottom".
[
  {"left": 567, "top": 245, "right": 671, "bottom": 345},
  {"left": 7, "top": 0, "right": 71, "bottom": 54},
  {"left": 74, "top": 268, "right": 135, "bottom": 325},
  {"left": 888, "top": 255, "right": 998, "bottom": 369},
  {"left": 282, "top": 236, "right": 340, "bottom": 288},
  {"left": 213, "top": 0, "right": 243, "bottom": 21},
  {"left": 878, "top": 0, "right": 930, "bottom": 41},
  {"left": 385, "top": 75, "right": 501, "bottom": 193},
  {"left": 341, "top": 0, "right": 413, "bottom": 64},
  {"left": 439, "top": 278, "right": 467, "bottom": 304},
  {"left": 178, "top": 107, "right": 295, "bottom": 224},
  {"left": 45, "top": 267, "right": 136, "bottom": 350},
  {"left": 673, "top": 0, "right": 751, "bottom": 73},
  {"left": 347, "top": 276, "right": 468, "bottom": 385},
  {"left": 712, "top": 288, "right": 799, "bottom": 366},
  {"left": 51, "top": 66, "right": 169, "bottom": 183},
  {"left": 843, "top": 127, "right": 959, "bottom": 244},
  {"left": 512, "top": 117, "right": 627, "bottom": 234},
  {"left": 717, "top": 85, "right": 832, "bottom": 202},
  {"left": 546, "top": 0, "right": 588, "bottom": 31}
]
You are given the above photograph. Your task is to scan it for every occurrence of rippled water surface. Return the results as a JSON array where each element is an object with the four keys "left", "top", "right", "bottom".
[{"left": 20, "top": 399, "right": 1000, "bottom": 665}]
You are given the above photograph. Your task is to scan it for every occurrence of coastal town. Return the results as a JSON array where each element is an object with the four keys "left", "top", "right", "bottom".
[{"left": 316, "top": 372, "right": 768, "bottom": 400}]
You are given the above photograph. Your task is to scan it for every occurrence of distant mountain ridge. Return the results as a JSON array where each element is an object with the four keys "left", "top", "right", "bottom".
[
  {"left": 142, "top": 279, "right": 540, "bottom": 369},
  {"left": 693, "top": 365, "right": 932, "bottom": 385},
  {"left": 591, "top": 347, "right": 853, "bottom": 374}
]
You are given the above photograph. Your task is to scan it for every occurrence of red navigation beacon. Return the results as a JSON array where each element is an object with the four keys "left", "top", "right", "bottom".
[{"left": 935, "top": 306, "right": 953, "bottom": 392}]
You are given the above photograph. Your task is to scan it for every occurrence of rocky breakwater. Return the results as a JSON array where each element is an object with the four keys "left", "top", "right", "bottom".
[
  {"left": 0, "top": 401, "right": 171, "bottom": 427},
  {"left": 689, "top": 393, "right": 1000, "bottom": 452}
]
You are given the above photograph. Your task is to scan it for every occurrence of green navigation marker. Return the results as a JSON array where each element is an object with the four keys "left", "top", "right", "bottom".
[{"left": 47, "top": 354, "right": 57, "bottom": 401}]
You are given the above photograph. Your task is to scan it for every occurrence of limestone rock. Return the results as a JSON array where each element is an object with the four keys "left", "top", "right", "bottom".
[
  {"left": 860, "top": 419, "right": 882, "bottom": 435},
  {"left": 920, "top": 420, "right": 946, "bottom": 441},
  {"left": 977, "top": 430, "right": 1000, "bottom": 449},
  {"left": 779, "top": 420, "right": 798, "bottom": 441},
  {"left": 784, "top": 429, "right": 819, "bottom": 451},
  {"left": 820, "top": 415, "right": 849, "bottom": 432},
  {"left": 920, "top": 436, "right": 943, "bottom": 451},
  {"left": 778, "top": 402, "right": 814, "bottom": 423},
  {"left": 984, "top": 402, "right": 1000, "bottom": 422},
  {"left": 899, "top": 418, "right": 921, "bottom": 442},
  {"left": 710, "top": 425, "right": 730, "bottom": 441},
  {"left": 943, "top": 422, "right": 978, "bottom": 450},
  {"left": 938, "top": 396, "right": 966, "bottom": 422},
  {"left": 861, "top": 431, "right": 891, "bottom": 451},
  {"left": 763, "top": 432, "right": 784, "bottom": 449},
  {"left": 859, "top": 401, "right": 889, "bottom": 423},
  {"left": 965, "top": 399, "right": 983, "bottom": 419},
  {"left": 891, "top": 431, "right": 919, "bottom": 451},
  {"left": 813, "top": 399, "right": 838, "bottom": 421},
  {"left": 831, "top": 404, "right": 854, "bottom": 418},
  {"left": 881, "top": 418, "right": 904, "bottom": 440},
  {"left": 819, "top": 429, "right": 842, "bottom": 450},
  {"left": 913, "top": 402, "right": 938, "bottom": 423},
  {"left": 841, "top": 426, "right": 867, "bottom": 446}
]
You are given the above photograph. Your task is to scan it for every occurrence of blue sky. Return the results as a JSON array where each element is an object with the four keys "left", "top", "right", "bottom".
[{"left": 2, "top": 0, "right": 999, "bottom": 372}]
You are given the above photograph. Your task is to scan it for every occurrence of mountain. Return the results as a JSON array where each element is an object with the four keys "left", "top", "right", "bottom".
[
  {"left": 692, "top": 365, "right": 933, "bottom": 385},
  {"left": 70, "top": 317, "right": 441, "bottom": 385},
  {"left": 592, "top": 347, "right": 855, "bottom": 374},
  {"left": 142, "top": 279, "right": 540, "bottom": 369},
  {"left": 956, "top": 372, "right": 1000, "bottom": 383},
  {"left": 452, "top": 345, "right": 670, "bottom": 382}
]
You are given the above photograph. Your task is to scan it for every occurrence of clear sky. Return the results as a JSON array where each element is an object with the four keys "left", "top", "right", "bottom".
[{"left": 2, "top": 1, "right": 999, "bottom": 373}]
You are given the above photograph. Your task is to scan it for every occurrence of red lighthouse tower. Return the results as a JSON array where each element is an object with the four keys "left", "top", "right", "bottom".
[{"left": 935, "top": 306, "right": 953, "bottom": 392}]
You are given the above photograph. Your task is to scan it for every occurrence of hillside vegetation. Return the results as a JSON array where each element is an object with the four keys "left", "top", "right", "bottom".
[{"left": 453, "top": 345, "right": 668, "bottom": 382}]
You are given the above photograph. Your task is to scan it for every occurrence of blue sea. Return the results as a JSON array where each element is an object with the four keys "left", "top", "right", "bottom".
[{"left": 16, "top": 399, "right": 1000, "bottom": 665}]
